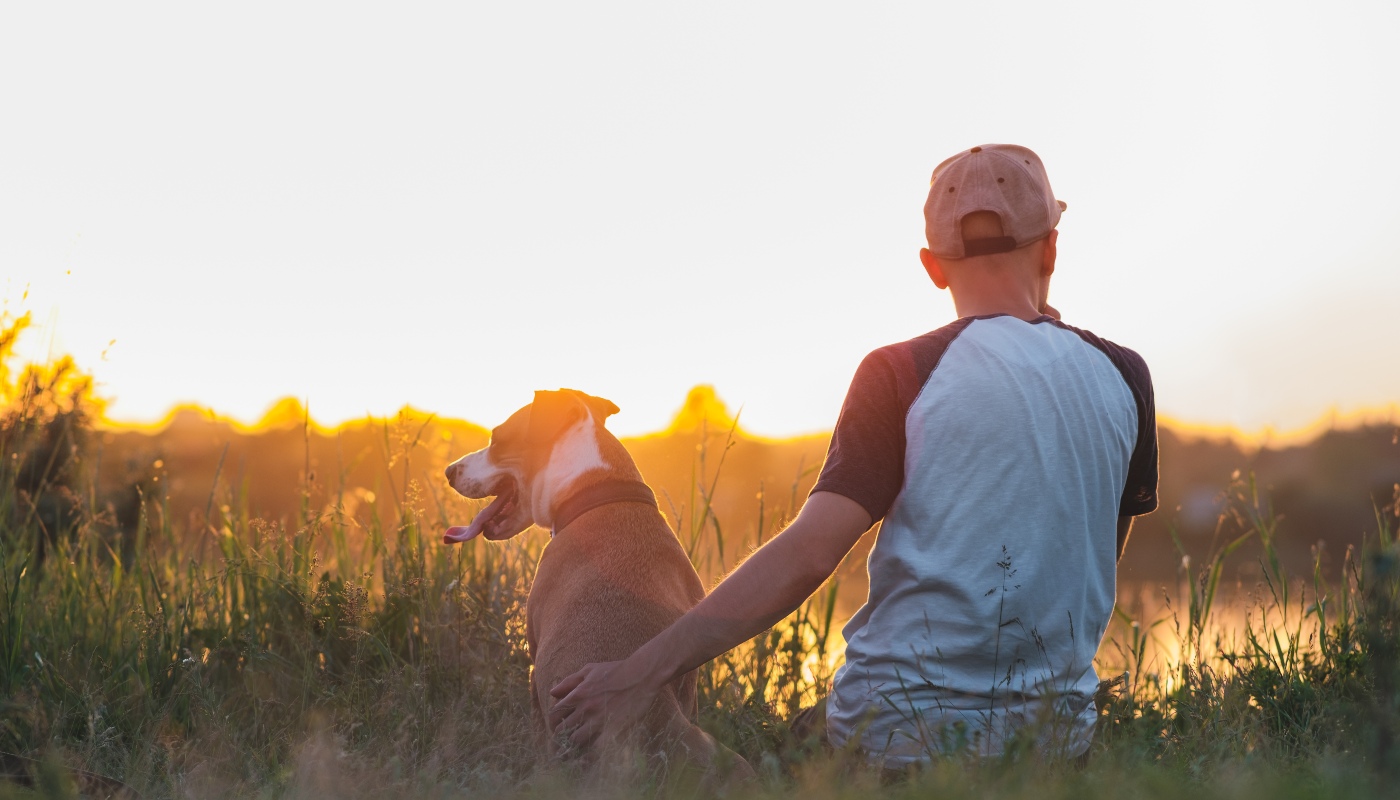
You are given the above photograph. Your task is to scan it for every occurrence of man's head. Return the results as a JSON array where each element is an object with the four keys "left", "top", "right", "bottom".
[
  {"left": 918, "top": 144, "right": 1065, "bottom": 318},
  {"left": 923, "top": 144, "right": 1065, "bottom": 259}
]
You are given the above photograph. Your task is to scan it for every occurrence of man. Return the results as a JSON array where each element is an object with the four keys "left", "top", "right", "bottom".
[{"left": 549, "top": 144, "right": 1158, "bottom": 767}]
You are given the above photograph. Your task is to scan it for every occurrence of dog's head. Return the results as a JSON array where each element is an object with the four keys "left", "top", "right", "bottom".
[{"left": 442, "top": 389, "right": 620, "bottom": 543}]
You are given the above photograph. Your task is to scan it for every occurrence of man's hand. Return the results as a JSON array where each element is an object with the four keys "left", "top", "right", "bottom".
[{"left": 548, "top": 658, "right": 660, "bottom": 749}]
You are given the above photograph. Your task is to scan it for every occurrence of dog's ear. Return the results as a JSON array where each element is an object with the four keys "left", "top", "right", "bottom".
[
  {"left": 528, "top": 390, "right": 587, "bottom": 447},
  {"left": 565, "top": 390, "right": 620, "bottom": 424}
]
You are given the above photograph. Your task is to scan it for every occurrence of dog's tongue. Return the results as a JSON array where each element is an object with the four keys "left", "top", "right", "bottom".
[{"left": 443, "top": 493, "right": 510, "bottom": 544}]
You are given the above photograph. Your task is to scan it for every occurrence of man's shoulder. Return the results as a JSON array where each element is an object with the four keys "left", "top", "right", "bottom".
[
  {"left": 835, "top": 319, "right": 980, "bottom": 431},
  {"left": 860, "top": 317, "right": 977, "bottom": 373},
  {"left": 1042, "top": 319, "right": 1152, "bottom": 383}
]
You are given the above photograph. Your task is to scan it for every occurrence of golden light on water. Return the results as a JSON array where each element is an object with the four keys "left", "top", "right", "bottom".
[
  {"left": 717, "top": 577, "right": 1331, "bottom": 716},
  {"left": 1098, "top": 575, "right": 1349, "bottom": 701}
]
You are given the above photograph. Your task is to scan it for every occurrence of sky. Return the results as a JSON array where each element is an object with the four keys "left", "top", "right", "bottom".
[{"left": 3, "top": 1, "right": 1398, "bottom": 439}]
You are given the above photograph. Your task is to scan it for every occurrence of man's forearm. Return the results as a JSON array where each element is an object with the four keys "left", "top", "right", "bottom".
[
  {"left": 631, "top": 531, "right": 831, "bottom": 687},
  {"left": 626, "top": 493, "right": 871, "bottom": 690}
]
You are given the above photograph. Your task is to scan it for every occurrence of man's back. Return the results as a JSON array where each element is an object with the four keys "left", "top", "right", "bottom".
[{"left": 817, "top": 314, "right": 1156, "bottom": 763}]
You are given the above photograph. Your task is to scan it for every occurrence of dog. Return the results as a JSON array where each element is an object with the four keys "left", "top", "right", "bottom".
[{"left": 442, "top": 389, "right": 754, "bottom": 782}]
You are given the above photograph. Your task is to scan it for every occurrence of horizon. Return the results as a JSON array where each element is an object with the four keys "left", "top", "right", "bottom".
[{"left": 90, "top": 383, "right": 1400, "bottom": 452}]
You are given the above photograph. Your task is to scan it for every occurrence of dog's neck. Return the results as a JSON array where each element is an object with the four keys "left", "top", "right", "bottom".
[{"left": 550, "top": 478, "right": 658, "bottom": 538}]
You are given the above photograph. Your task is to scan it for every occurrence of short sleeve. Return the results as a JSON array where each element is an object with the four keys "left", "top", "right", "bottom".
[
  {"left": 1115, "top": 350, "right": 1158, "bottom": 516},
  {"left": 811, "top": 351, "right": 908, "bottom": 522}
]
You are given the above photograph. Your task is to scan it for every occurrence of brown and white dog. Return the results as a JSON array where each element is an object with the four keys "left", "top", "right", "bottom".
[{"left": 442, "top": 389, "right": 753, "bottom": 781}]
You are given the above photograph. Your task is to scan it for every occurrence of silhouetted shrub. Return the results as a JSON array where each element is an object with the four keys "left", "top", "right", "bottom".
[{"left": 0, "top": 313, "right": 100, "bottom": 563}]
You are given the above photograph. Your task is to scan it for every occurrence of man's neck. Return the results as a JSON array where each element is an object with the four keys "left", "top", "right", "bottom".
[
  {"left": 950, "top": 293, "right": 1045, "bottom": 321},
  {"left": 933, "top": 232, "right": 1055, "bottom": 322}
]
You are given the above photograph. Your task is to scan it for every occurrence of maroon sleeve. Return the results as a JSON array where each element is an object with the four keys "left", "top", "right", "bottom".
[
  {"left": 810, "top": 350, "right": 908, "bottom": 522},
  {"left": 810, "top": 320, "right": 972, "bottom": 522},
  {"left": 1114, "top": 348, "right": 1159, "bottom": 516}
]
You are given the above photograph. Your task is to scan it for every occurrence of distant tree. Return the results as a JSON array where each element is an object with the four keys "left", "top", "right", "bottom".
[{"left": 0, "top": 313, "right": 102, "bottom": 564}]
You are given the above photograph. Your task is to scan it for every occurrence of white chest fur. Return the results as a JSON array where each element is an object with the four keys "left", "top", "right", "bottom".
[{"left": 531, "top": 416, "right": 607, "bottom": 527}]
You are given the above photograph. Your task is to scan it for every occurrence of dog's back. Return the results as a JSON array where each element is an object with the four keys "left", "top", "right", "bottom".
[{"left": 527, "top": 500, "right": 705, "bottom": 740}]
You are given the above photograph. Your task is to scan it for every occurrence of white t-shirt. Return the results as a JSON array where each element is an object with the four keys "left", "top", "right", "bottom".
[{"left": 811, "top": 314, "right": 1157, "bottom": 765}]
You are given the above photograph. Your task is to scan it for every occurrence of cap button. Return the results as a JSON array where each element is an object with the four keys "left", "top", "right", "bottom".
[{"left": 970, "top": 146, "right": 982, "bottom": 153}]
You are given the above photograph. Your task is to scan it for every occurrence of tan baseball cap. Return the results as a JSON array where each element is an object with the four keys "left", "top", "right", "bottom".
[{"left": 923, "top": 144, "right": 1067, "bottom": 259}]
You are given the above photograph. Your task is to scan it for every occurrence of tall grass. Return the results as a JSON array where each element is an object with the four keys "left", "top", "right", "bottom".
[
  {"left": 675, "top": 419, "right": 840, "bottom": 752},
  {"left": 0, "top": 387, "right": 846, "bottom": 797},
  {"left": 1093, "top": 474, "right": 1400, "bottom": 782},
  {"left": 1, "top": 344, "right": 1398, "bottom": 796},
  {"left": 0, "top": 370, "right": 542, "bottom": 796}
]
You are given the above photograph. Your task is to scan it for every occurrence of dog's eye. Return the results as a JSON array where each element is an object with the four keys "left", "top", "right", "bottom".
[{"left": 490, "top": 425, "right": 517, "bottom": 447}]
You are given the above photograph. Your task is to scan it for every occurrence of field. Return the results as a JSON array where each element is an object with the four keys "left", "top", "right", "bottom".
[{"left": 2, "top": 323, "right": 1400, "bottom": 798}]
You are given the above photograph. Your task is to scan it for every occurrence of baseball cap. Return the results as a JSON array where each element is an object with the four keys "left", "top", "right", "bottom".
[{"left": 923, "top": 144, "right": 1067, "bottom": 259}]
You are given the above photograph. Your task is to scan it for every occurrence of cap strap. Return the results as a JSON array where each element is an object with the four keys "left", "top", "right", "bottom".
[{"left": 961, "top": 236, "right": 1018, "bottom": 257}]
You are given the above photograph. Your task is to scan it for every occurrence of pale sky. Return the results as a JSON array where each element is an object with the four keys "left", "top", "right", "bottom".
[{"left": 3, "top": 1, "right": 1398, "bottom": 438}]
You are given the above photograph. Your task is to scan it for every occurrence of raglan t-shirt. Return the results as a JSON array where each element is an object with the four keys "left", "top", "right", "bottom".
[{"left": 813, "top": 314, "right": 1157, "bottom": 764}]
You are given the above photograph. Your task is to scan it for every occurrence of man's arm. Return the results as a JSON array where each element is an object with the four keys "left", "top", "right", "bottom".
[
  {"left": 547, "top": 491, "right": 873, "bottom": 746},
  {"left": 1117, "top": 515, "right": 1133, "bottom": 562}
]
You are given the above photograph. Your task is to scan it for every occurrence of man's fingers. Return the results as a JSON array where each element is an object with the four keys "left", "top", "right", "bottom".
[
  {"left": 549, "top": 695, "right": 590, "bottom": 731},
  {"left": 551, "top": 694, "right": 602, "bottom": 750},
  {"left": 550, "top": 668, "right": 589, "bottom": 699},
  {"left": 567, "top": 716, "right": 602, "bottom": 749},
  {"left": 545, "top": 660, "right": 633, "bottom": 743},
  {"left": 547, "top": 699, "right": 569, "bottom": 730},
  {"left": 547, "top": 669, "right": 595, "bottom": 728}
]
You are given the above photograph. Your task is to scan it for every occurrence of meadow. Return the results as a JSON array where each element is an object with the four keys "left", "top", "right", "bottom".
[{"left": 2, "top": 317, "right": 1399, "bottom": 799}]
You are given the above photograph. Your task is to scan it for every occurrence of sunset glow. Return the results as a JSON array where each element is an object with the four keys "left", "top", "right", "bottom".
[{"left": 4, "top": 2, "right": 1398, "bottom": 439}]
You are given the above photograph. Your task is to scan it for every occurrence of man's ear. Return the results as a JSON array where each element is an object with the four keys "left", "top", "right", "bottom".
[
  {"left": 528, "top": 390, "right": 587, "bottom": 446},
  {"left": 920, "top": 247, "right": 950, "bottom": 290},
  {"left": 1041, "top": 229, "right": 1058, "bottom": 278}
]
